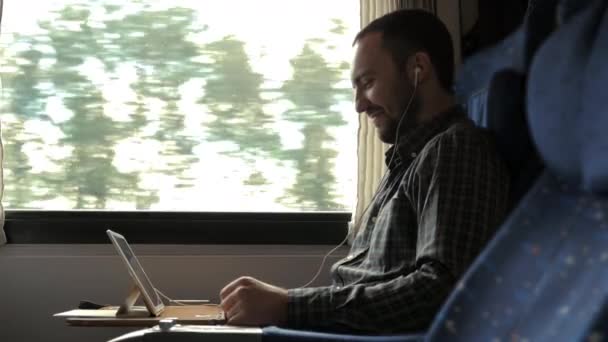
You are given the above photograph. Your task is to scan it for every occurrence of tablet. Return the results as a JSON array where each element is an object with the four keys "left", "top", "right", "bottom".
[{"left": 107, "top": 229, "right": 164, "bottom": 316}]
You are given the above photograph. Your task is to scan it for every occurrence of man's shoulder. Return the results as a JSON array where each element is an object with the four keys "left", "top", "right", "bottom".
[
  {"left": 422, "top": 119, "right": 498, "bottom": 157},
  {"left": 436, "top": 119, "right": 493, "bottom": 147}
]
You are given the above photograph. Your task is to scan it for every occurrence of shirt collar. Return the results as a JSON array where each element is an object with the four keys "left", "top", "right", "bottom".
[{"left": 385, "top": 105, "right": 468, "bottom": 169}]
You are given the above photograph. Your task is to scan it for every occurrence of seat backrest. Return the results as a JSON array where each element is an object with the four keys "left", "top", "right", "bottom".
[
  {"left": 427, "top": 1, "right": 608, "bottom": 341},
  {"left": 455, "top": 0, "right": 560, "bottom": 208}
]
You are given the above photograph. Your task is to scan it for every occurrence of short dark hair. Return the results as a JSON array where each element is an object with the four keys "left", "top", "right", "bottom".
[{"left": 354, "top": 9, "right": 454, "bottom": 92}]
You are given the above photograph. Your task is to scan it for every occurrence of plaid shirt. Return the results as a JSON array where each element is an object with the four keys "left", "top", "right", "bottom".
[{"left": 287, "top": 106, "right": 510, "bottom": 333}]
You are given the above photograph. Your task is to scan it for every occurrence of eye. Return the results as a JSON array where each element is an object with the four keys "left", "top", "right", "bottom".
[{"left": 362, "top": 78, "right": 374, "bottom": 89}]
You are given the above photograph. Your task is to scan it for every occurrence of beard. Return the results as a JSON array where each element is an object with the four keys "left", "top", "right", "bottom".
[{"left": 377, "top": 81, "right": 420, "bottom": 144}]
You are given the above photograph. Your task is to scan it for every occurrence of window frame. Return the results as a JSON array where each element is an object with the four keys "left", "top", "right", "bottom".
[{"left": 3, "top": 210, "right": 350, "bottom": 244}]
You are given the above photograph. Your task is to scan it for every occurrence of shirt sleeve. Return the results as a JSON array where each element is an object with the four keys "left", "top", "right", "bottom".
[
  {"left": 286, "top": 128, "right": 510, "bottom": 333},
  {"left": 287, "top": 260, "right": 453, "bottom": 332}
]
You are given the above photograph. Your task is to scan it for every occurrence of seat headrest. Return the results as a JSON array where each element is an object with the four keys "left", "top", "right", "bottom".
[{"left": 527, "top": 0, "right": 608, "bottom": 193}]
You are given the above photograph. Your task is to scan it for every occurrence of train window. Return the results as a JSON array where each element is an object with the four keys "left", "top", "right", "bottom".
[{"left": 0, "top": 0, "right": 359, "bottom": 213}]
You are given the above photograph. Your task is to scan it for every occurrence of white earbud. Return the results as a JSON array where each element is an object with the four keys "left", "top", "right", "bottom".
[{"left": 414, "top": 66, "right": 421, "bottom": 86}]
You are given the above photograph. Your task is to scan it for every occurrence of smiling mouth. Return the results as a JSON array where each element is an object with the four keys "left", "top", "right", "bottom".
[{"left": 369, "top": 112, "right": 384, "bottom": 127}]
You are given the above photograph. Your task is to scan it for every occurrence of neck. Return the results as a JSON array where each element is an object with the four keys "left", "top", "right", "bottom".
[{"left": 416, "top": 90, "right": 456, "bottom": 124}]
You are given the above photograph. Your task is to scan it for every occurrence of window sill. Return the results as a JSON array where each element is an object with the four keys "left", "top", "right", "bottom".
[{"left": 4, "top": 210, "right": 351, "bottom": 244}]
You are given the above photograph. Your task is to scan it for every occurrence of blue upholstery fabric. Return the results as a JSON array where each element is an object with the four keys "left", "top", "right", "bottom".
[
  {"left": 581, "top": 7, "right": 608, "bottom": 193},
  {"left": 427, "top": 1, "right": 608, "bottom": 341},
  {"left": 261, "top": 327, "right": 424, "bottom": 342},
  {"left": 455, "top": 0, "right": 559, "bottom": 106},
  {"left": 527, "top": 0, "right": 607, "bottom": 186},
  {"left": 454, "top": 0, "right": 559, "bottom": 208},
  {"left": 484, "top": 70, "right": 542, "bottom": 206},
  {"left": 427, "top": 172, "right": 608, "bottom": 341},
  {"left": 457, "top": 39, "right": 541, "bottom": 209},
  {"left": 454, "top": 29, "right": 525, "bottom": 112}
]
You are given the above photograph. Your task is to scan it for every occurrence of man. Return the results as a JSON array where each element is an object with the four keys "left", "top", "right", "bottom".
[{"left": 219, "top": 9, "right": 509, "bottom": 333}]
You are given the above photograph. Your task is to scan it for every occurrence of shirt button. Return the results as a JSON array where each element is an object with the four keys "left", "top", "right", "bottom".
[
  {"left": 371, "top": 216, "right": 377, "bottom": 223},
  {"left": 410, "top": 152, "right": 417, "bottom": 158}
]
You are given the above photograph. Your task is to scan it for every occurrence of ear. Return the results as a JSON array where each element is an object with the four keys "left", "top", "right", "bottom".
[{"left": 407, "top": 52, "right": 432, "bottom": 87}]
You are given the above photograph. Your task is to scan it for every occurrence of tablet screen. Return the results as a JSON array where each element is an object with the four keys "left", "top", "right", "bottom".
[{"left": 107, "top": 230, "right": 164, "bottom": 313}]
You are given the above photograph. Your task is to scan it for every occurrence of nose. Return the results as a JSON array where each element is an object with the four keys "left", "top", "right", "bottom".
[{"left": 354, "top": 88, "right": 370, "bottom": 114}]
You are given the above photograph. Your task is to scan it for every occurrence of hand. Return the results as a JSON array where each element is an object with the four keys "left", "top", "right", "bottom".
[{"left": 219, "top": 276, "right": 288, "bottom": 326}]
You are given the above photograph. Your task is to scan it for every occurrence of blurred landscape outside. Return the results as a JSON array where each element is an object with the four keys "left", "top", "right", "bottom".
[{"left": 0, "top": 0, "right": 359, "bottom": 212}]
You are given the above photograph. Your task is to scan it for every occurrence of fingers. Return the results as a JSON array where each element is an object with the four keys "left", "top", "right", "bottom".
[
  {"left": 220, "top": 277, "right": 257, "bottom": 318},
  {"left": 219, "top": 277, "right": 241, "bottom": 300},
  {"left": 223, "top": 289, "right": 253, "bottom": 326},
  {"left": 227, "top": 309, "right": 249, "bottom": 326},
  {"left": 220, "top": 286, "right": 243, "bottom": 314},
  {"left": 225, "top": 301, "right": 242, "bottom": 324},
  {"left": 220, "top": 276, "right": 254, "bottom": 300}
]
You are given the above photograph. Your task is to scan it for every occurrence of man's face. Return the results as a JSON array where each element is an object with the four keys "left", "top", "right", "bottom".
[{"left": 351, "top": 32, "right": 416, "bottom": 144}]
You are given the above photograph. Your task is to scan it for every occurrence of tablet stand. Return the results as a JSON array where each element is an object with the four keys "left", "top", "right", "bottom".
[{"left": 116, "top": 283, "right": 152, "bottom": 318}]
